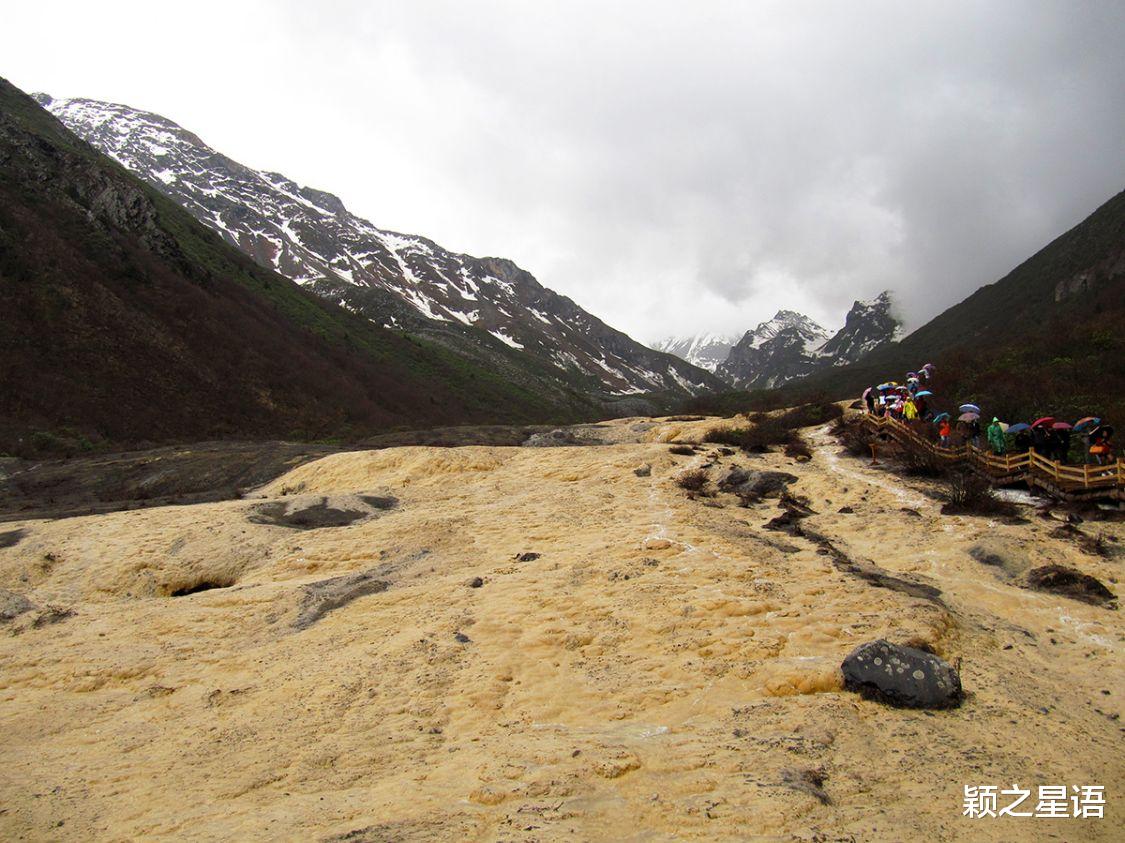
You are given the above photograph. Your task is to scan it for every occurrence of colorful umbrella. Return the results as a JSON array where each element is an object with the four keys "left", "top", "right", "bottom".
[
  {"left": 959, "top": 403, "right": 981, "bottom": 414},
  {"left": 959, "top": 412, "right": 980, "bottom": 422},
  {"left": 877, "top": 382, "right": 895, "bottom": 391},
  {"left": 1031, "top": 417, "right": 1055, "bottom": 428},
  {"left": 1051, "top": 422, "right": 1073, "bottom": 430},
  {"left": 922, "top": 363, "right": 935, "bottom": 371},
  {"left": 1007, "top": 423, "right": 1031, "bottom": 433},
  {"left": 862, "top": 387, "right": 873, "bottom": 399},
  {"left": 1074, "top": 416, "right": 1101, "bottom": 431},
  {"left": 933, "top": 412, "right": 950, "bottom": 423},
  {"left": 915, "top": 390, "right": 933, "bottom": 398}
]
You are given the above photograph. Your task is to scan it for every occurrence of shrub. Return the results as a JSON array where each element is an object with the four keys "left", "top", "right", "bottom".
[
  {"left": 675, "top": 468, "right": 709, "bottom": 492},
  {"left": 896, "top": 439, "right": 947, "bottom": 478},
  {"left": 941, "top": 470, "right": 1019, "bottom": 517},
  {"left": 832, "top": 417, "right": 872, "bottom": 457}
]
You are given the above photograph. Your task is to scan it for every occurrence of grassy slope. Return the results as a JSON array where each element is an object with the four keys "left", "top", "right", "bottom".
[
  {"left": 0, "top": 79, "right": 600, "bottom": 453},
  {"left": 684, "top": 189, "right": 1125, "bottom": 424}
]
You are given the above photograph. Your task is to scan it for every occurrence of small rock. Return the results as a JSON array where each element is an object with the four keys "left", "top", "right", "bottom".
[
  {"left": 454, "top": 632, "right": 471, "bottom": 643},
  {"left": 515, "top": 552, "right": 541, "bottom": 562},
  {"left": 837, "top": 506, "right": 855, "bottom": 514},
  {"left": 633, "top": 463, "right": 652, "bottom": 477},
  {"left": 841, "top": 639, "right": 962, "bottom": 709},
  {"left": 467, "top": 577, "right": 484, "bottom": 589},
  {"left": 900, "top": 508, "right": 921, "bottom": 518}
]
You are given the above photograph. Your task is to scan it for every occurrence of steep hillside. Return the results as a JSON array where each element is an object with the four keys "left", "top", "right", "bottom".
[
  {"left": 685, "top": 190, "right": 1125, "bottom": 422},
  {"left": 38, "top": 95, "right": 720, "bottom": 398},
  {"left": 0, "top": 78, "right": 601, "bottom": 453}
]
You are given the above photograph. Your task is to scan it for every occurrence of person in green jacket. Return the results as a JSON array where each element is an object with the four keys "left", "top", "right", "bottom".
[{"left": 986, "top": 417, "right": 1006, "bottom": 455}]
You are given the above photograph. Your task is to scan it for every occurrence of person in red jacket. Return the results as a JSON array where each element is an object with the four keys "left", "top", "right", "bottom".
[{"left": 938, "top": 418, "right": 952, "bottom": 448}]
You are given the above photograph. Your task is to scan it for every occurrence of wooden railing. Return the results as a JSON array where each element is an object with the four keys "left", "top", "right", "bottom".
[{"left": 858, "top": 414, "right": 1123, "bottom": 496}]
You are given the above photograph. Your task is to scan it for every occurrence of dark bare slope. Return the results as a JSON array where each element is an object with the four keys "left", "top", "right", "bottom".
[
  {"left": 0, "top": 78, "right": 600, "bottom": 454},
  {"left": 686, "top": 188, "right": 1125, "bottom": 422}
]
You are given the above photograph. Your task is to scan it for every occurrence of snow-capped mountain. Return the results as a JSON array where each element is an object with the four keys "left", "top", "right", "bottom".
[
  {"left": 715, "top": 294, "right": 900, "bottom": 389},
  {"left": 37, "top": 94, "right": 719, "bottom": 397},
  {"left": 815, "top": 291, "right": 901, "bottom": 365},
  {"left": 652, "top": 333, "right": 740, "bottom": 372},
  {"left": 717, "top": 311, "right": 831, "bottom": 388}
]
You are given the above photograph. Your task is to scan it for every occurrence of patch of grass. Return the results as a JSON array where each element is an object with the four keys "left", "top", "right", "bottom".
[
  {"left": 705, "top": 415, "right": 797, "bottom": 452},
  {"left": 777, "top": 401, "right": 843, "bottom": 428}
]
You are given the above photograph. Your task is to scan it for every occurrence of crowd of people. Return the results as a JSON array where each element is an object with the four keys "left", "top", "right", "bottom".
[{"left": 862, "top": 363, "right": 1116, "bottom": 466}]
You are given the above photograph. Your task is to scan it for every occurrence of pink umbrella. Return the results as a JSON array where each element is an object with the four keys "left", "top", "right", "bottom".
[{"left": 1051, "top": 422, "right": 1073, "bottom": 430}]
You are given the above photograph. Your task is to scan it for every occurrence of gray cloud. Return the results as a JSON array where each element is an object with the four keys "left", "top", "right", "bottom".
[{"left": 6, "top": 0, "right": 1124, "bottom": 341}]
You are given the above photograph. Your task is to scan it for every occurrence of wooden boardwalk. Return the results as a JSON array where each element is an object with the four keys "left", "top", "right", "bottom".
[{"left": 859, "top": 414, "right": 1123, "bottom": 501}]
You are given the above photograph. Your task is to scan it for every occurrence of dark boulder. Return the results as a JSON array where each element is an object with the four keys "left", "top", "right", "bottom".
[
  {"left": 718, "top": 467, "right": 797, "bottom": 499},
  {"left": 841, "top": 639, "right": 962, "bottom": 709},
  {"left": 0, "top": 589, "right": 36, "bottom": 623},
  {"left": 1026, "top": 565, "right": 1116, "bottom": 607},
  {"left": 0, "top": 529, "right": 26, "bottom": 549}
]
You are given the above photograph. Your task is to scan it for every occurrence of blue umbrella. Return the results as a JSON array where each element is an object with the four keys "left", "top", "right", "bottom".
[
  {"left": 1074, "top": 416, "right": 1101, "bottom": 432},
  {"left": 933, "top": 412, "right": 950, "bottom": 423},
  {"left": 1007, "top": 423, "right": 1031, "bottom": 433},
  {"left": 959, "top": 403, "right": 981, "bottom": 414},
  {"left": 915, "top": 390, "right": 933, "bottom": 398}
]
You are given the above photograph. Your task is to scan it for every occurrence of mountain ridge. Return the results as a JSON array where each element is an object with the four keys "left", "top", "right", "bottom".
[
  {"left": 659, "top": 293, "right": 900, "bottom": 389},
  {"left": 37, "top": 94, "right": 721, "bottom": 398}
]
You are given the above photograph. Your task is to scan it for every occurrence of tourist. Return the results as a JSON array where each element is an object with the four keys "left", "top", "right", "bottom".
[
  {"left": 938, "top": 417, "right": 952, "bottom": 448},
  {"left": 986, "top": 417, "right": 1005, "bottom": 455}
]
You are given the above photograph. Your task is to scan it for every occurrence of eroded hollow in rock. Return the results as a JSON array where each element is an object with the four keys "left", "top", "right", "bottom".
[{"left": 168, "top": 577, "right": 237, "bottom": 597}]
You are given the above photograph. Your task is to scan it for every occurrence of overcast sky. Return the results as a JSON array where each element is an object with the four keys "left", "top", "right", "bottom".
[{"left": 6, "top": 1, "right": 1124, "bottom": 341}]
